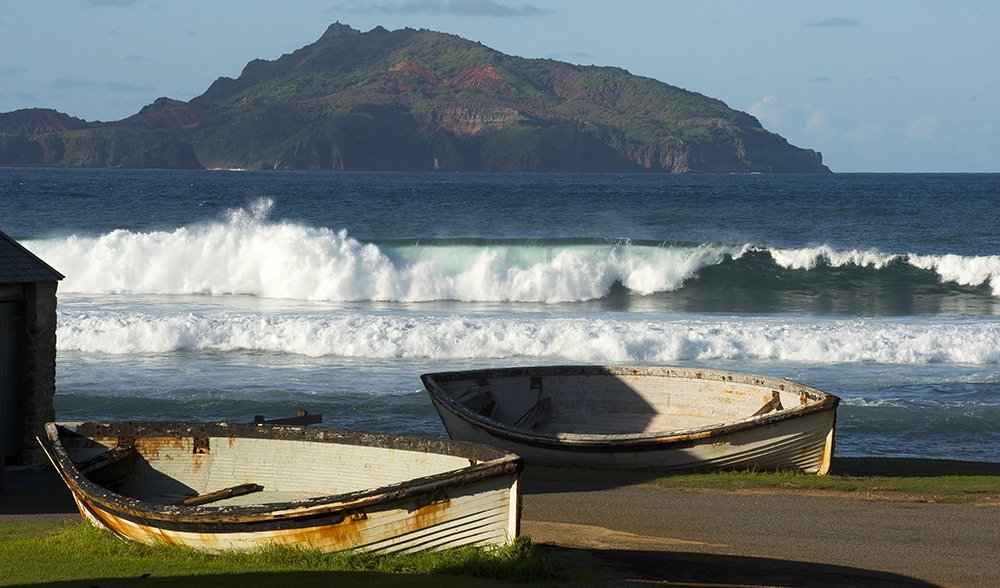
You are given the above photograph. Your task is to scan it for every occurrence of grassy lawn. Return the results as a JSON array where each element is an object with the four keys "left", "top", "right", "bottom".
[
  {"left": 653, "top": 470, "right": 1000, "bottom": 503},
  {"left": 524, "top": 457, "right": 1000, "bottom": 505},
  {"left": 0, "top": 524, "right": 570, "bottom": 588}
]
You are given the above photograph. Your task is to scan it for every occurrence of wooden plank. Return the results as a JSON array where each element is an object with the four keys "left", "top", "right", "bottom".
[{"left": 180, "top": 483, "right": 263, "bottom": 506}]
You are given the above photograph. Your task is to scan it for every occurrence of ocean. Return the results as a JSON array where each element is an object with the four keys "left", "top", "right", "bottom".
[{"left": 3, "top": 168, "right": 999, "bottom": 462}]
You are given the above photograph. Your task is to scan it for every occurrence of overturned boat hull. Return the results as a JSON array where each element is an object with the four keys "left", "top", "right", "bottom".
[
  {"left": 422, "top": 365, "right": 839, "bottom": 474},
  {"left": 39, "top": 421, "right": 522, "bottom": 553}
]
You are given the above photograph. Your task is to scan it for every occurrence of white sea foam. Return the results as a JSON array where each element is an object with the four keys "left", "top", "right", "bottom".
[
  {"left": 768, "top": 245, "right": 898, "bottom": 270},
  {"left": 26, "top": 200, "right": 736, "bottom": 303},
  {"left": 23, "top": 200, "right": 1000, "bottom": 301},
  {"left": 55, "top": 310, "right": 1000, "bottom": 365},
  {"left": 908, "top": 253, "right": 1000, "bottom": 295},
  {"left": 768, "top": 245, "right": 1000, "bottom": 295}
]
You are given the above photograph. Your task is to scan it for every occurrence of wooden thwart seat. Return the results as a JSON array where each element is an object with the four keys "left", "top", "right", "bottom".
[
  {"left": 513, "top": 397, "right": 550, "bottom": 429},
  {"left": 752, "top": 391, "right": 784, "bottom": 417},
  {"left": 457, "top": 386, "right": 497, "bottom": 418},
  {"left": 180, "top": 483, "right": 263, "bottom": 507}
]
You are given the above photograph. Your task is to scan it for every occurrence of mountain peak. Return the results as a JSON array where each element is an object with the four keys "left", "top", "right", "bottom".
[{"left": 319, "top": 22, "right": 361, "bottom": 41}]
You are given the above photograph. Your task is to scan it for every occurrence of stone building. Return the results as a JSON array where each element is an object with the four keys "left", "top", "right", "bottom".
[{"left": 0, "top": 230, "right": 63, "bottom": 476}]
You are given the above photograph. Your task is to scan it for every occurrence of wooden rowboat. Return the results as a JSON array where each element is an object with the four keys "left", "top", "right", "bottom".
[
  {"left": 422, "top": 365, "right": 839, "bottom": 474},
  {"left": 38, "top": 421, "right": 522, "bottom": 553}
]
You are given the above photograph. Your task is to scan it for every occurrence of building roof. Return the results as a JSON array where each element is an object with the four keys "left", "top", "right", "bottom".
[{"left": 0, "top": 230, "right": 64, "bottom": 284}]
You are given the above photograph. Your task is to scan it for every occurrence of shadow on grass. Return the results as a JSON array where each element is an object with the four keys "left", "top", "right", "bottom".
[
  {"left": 557, "top": 545, "right": 940, "bottom": 588},
  {"left": 831, "top": 456, "right": 1000, "bottom": 477},
  {"left": 1, "top": 546, "right": 939, "bottom": 588}
]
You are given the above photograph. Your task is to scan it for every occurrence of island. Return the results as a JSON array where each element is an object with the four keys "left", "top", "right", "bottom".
[{"left": 0, "top": 23, "right": 830, "bottom": 173}]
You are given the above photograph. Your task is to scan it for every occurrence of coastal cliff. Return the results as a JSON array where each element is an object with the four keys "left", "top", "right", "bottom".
[{"left": 0, "top": 24, "right": 829, "bottom": 173}]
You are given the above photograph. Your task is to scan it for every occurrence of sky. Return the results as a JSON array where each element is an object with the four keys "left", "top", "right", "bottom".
[{"left": 1, "top": 0, "right": 998, "bottom": 172}]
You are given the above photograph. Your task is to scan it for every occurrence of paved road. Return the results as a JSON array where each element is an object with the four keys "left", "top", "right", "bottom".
[{"left": 521, "top": 478, "right": 1000, "bottom": 587}]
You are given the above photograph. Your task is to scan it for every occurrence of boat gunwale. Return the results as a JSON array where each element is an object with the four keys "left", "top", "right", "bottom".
[
  {"left": 421, "top": 365, "right": 840, "bottom": 449},
  {"left": 40, "top": 421, "right": 523, "bottom": 525}
]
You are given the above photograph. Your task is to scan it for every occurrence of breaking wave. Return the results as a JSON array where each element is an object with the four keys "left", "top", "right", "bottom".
[{"left": 24, "top": 199, "right": 1000, "bottom": 303}]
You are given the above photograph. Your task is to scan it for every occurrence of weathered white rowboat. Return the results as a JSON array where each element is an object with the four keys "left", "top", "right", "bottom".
[
  {"left": 38, "top": 421, "right": 522, "bottom": 553},
  {"left": 422, "top": 365, "right": 839, "bottom": 474}
]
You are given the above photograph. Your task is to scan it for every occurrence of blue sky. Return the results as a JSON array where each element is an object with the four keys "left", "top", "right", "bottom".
[{"left": 1, "top": 0, "right": 997, "bottom": 172}]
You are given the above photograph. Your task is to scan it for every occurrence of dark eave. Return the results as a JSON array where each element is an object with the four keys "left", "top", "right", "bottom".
[{"left": 0, "top": 229, "right": 64, "bottom": 284}]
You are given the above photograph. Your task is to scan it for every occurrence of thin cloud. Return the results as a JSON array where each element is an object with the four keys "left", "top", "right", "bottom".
[
  {"left": 809, "top": 76, "right": 832, "bottom": 83},
  {"left": 82, "top": 0, "right": 146, "bottom": 6},
  {"left": 123, "top": 54, "right": 151, "bottom": 63},
  {"left": 106, "top": 81, "right": 154, "bottom": 93},
  {"left": 51, "top": 77, "right": 100, "bottom": 90},
  {"left": 748, "top": 95, "right": 782, "bottom": 127},
  {"left": 806, "top": 111, "right": 829, "bottom": 132},
  {"left": 50, "top": 77, "right": 154, "bottom": 94},
  {"left": 748, "top": 95, "right": 835, "bottom": 141},
  {"left": 905, "top": 116, "right": 938, "bottom": 140},
  {"left": 2, "top": 66, "right": 29, "bottom": 76},
  {"left": 328, "top": 0, "right": 550, "bottom": 17},
  {"left": 804, "top": 17, "right": 860, "bottom": 28},
  {"left": 846, "top": 123, "right": 883, "bottom": 142}
]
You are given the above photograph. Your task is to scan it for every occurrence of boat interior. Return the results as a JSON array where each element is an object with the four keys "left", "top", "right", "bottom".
[
  {"left": 55, "top": 426, "right": 477, "bottom": 507},
  {"left": 437, "top": 370, "right": 817, "bottom": 435}
]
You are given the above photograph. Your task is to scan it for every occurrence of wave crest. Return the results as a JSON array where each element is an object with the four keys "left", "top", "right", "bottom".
[{"left": 22, "top": 201, "right": 1000, "bottom": 302}]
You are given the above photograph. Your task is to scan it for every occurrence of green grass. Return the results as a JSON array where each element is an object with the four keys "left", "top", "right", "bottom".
[
  {"left": 652, "top": 470, "right": 1000, "bottom": 503},
  {"left": 524, "top": 463, "right": 1000, "bottom": 505},
  {"left": 0, "top": 523, "right": 562, "bottom": 587}
]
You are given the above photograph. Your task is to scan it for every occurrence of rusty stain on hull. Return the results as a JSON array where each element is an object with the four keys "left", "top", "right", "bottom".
[
  {"left": 75, "top": 490, "right": 512, "bottom": 553},
  {"left": 38, "top": 421, "right": 522, "bottom": 553}
]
